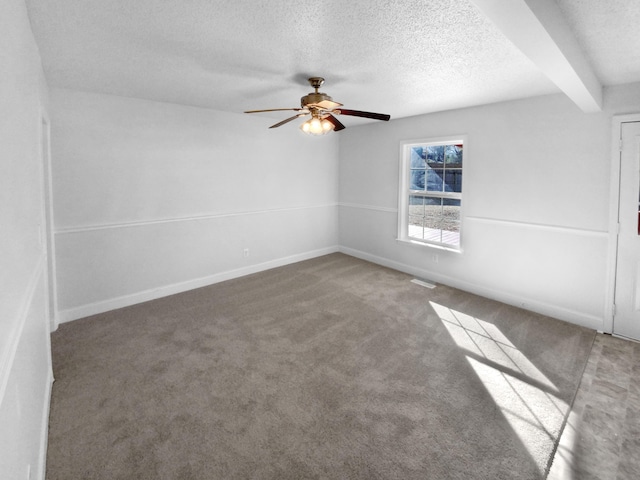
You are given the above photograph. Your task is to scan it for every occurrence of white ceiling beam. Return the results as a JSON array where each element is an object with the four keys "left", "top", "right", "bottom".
[{"left": 470, "top": 0, "right": 602, "bottom": 112}]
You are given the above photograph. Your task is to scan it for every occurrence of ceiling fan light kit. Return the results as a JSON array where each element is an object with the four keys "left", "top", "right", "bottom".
[
  {"left": 300, "top": 116, "right": 334, "bottom": 135},
  {"left": 245, "top": 77, "right": 390, "bottom": 135}
]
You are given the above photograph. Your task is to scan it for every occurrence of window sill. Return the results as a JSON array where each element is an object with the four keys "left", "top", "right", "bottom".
[{"left": 396, "top": 237, "right": 463, "bottom": 254}]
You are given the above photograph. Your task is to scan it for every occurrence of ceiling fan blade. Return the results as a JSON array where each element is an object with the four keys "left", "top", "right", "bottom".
[
  {"left": 337, "top": 109, "right": 390, "bottom": 121},
  {"left": 324, "top": 114, "right": 346, "bottom": 131},
  {"left": 313, "top": 99, "right": 343, "bottom": 110},
  {"left": 245, "top": 108, "right": 305, "bottom": 114},
  {"left": 268, "top": 113, "right": 308, "bottom": 129}
]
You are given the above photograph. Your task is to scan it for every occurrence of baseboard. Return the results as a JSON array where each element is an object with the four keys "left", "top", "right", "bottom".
[
  {"left": 339, "top": 246, "right": 603, "bottom": 331},
  {"left": 58, "top": 246, "right": 340, "bottom": 323},
  {"left": 57, "top": 244, "right": 604, "bottom": 330}
]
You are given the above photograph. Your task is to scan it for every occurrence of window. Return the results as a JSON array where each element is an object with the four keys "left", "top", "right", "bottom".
[{"left": 398, "top": 137, "right": 465, "bottom": 249}]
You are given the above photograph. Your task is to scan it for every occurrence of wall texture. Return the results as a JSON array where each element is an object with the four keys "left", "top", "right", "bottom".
[
  {"left": 338, "top": 92, "right": 613, "bottom": 330},
  {"left": 0, "top": 0, "right": 53, "bottom": 478},
  {"left": 50, "top": 89, "right": 340, "bottom": 321}
]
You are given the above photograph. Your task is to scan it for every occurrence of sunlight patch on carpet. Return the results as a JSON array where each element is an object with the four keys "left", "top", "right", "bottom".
[{"left": 431, "top": 302, "right": 569, "bottom": 474}]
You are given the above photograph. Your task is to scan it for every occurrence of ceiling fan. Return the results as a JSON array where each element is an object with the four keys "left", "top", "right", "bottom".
[{"left": 244, "top": 77, "right": 391, "bottom": 135}]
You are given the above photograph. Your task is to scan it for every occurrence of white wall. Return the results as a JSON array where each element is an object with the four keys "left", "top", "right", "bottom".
[
  {"left": 52, "top": 83, "right": 640, "bottom": 330},
  {"left": 51, "top": 89, "right": 340, "bottom": 321},
  {"left": 338, "top": 92, "right": 614, "bottom": 329},
  {"left": 47, "top": 77, "right": 640, "bottom": 330},
  {"left": 0, "top": 0, "right": 53, "bottom": 479}
]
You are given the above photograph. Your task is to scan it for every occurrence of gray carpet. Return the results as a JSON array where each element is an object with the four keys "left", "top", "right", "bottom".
[{"left": 46, "top": 253, "right": 595, "bottom": 479}]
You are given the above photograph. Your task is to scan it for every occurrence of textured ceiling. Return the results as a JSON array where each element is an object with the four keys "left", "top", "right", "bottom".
[
  {"left": 24, "top": 0, "right": 640, "bottom": 122},
  {"left": 556, "top": 0, "right": 640, "bottom": 86}
]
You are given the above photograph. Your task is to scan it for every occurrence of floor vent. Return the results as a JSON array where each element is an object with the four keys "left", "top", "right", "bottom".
[{"left": 411, "top": 278, "right": 436, "bottom": 289}]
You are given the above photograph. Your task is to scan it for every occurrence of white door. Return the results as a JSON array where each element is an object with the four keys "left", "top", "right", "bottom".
[{"left": 613, "top": 121, "right": 640, "bottom": 341}]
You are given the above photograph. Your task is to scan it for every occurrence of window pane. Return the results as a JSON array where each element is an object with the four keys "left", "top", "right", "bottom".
[
  {"left": 441, "top": 198, "right": 461, "bottom": 246},
  {"left": 410, "top": 169, "right": 425, "bottom": 190},
  {"left": 408, "top": 217, "right": 424, "bottom": 239},
  {"left": 426, "top": 168, "right": 444, "bottom": 192},
  {"left": 443, "top": 198, "right": 461, "bottom": 207},
  {"left": 410, "top": 147, "right": 426, "bottom": 168},
  {"left": 408, "top": 195, "right": 425, "bottom": 211},
  {"left": 424, "top": 197, "right": 443, "bottom": 227},
  {"left": 445, "top": 144, "right": 463, "bottom": 166},
  {"left": 423, "top": 197, "right": 443, "bottom": 243},
  {"left": 444, "top": 169, "right": 462, "bottom": 193},
  {"left": 408, "top": 196, "right": 425, "bottom": 240},
  {"left": 442, "top": 198, "right": 461, "bottom": 227},
  {"left": 426, "top": 145, "right": 444, "bottom": 165}
]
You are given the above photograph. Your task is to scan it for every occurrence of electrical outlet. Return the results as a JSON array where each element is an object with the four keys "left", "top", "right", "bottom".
[{"left": 243, "top": 248, "right": 249, "bottom": 258}]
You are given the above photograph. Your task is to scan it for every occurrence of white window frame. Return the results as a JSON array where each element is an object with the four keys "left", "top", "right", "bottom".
[{"left": 397, "top": 135, "right": 466, "bottom": 251}]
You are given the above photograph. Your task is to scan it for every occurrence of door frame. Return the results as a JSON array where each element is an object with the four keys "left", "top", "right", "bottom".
[
  {"left": 40, "top": 113, "right": 58, "bottom": 332},
  {"left": 605, "top": 114, "right": 640, "bottom": 334}
]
